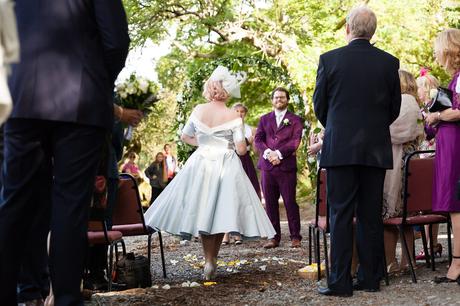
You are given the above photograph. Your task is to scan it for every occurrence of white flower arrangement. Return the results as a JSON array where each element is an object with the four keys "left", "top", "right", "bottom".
[
  {"left": 282, "top": 118, "right": 290, "bottom": 126},
  {"left": 115, "top": 74, "right": 159, "bottom": 113}
]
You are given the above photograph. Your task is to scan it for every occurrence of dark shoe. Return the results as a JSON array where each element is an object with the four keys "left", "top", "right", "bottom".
[
  {"left": 263, "top": 239, "right": 280, "bottom": 249},
  {"left": 291, "top": 239, "right": 301, "bottom": 248},
  {"left": 352, "top": 280, "right": 380, "bottom": 292},
  {"left": 433, "top": 276, "right": 459, "bottom": 284},
  {"left": 318, "top": 287, "right": 352, "bottom": 297}
]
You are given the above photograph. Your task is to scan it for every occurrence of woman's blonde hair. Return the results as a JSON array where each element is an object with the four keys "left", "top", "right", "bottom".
[
  {"left": 203, "top": 79, "right": 229, "bottom": 102},
  {"left": 416, "top": 74, "right": 439, "bottom": 101},
  {"left": 399, "top": 70, "right": 419, "bottom": 101},
  {"left": 434, "top": 28, "right": 460, "bottom": 75}
]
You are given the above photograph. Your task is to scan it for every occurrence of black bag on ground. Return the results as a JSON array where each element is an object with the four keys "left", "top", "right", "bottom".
[{"left": 116, "top": 252, "right": 152, "bottom": 288}]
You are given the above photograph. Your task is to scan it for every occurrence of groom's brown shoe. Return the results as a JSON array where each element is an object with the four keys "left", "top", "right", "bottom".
[{"left": 263, "top": 239, "right": 280, "bottom": 249}]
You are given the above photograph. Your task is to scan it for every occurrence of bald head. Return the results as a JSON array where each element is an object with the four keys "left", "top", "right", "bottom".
[{"left": 346, "top": 6, "right": 377, "bottom": 40}]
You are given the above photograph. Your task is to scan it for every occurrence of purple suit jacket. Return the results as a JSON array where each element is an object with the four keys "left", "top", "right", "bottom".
[{"left": 254, "top": 111, "right": 303, "bottom": 172}]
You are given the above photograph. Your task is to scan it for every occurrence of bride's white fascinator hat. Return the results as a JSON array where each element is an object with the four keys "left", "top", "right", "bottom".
[{"left": 208, "top": 66, "right": 247, "bottom": 98}]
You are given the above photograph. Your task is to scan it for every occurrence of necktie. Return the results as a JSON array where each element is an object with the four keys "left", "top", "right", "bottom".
[{"left": 276, "top": 114, "right": 283, "bottom": 127}]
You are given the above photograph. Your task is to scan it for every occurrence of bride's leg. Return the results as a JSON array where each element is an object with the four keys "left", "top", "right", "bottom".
[
  {"left": 201, "top": 234, "right": 214, "bottom": 265},
  {"left": 212, "top": 233, "right": 225, "bottom": 260}
]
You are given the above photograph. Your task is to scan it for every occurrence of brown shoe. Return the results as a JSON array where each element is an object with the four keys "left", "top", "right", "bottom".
[
  {"left": 263, "top": 239, "right": 280, "bottom": 249},
  {"left": 291, "top": 239, "right": 301, "bottom": 248}
]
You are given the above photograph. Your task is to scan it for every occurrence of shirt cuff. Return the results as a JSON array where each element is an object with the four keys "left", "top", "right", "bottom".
[
  {"left": 263, "top": 149, "right": 272, "bottom": 160},
  {"left": 275, "top": 150, "right": 283, "bottom": 160}
]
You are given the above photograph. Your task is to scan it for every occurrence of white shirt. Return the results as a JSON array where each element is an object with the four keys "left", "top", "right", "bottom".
[
  {"left": 263, "top": 109, "right": 287, "bottom": 161},
  {"left": 274, "top": 109, "right": 287, "bottom": 127}
]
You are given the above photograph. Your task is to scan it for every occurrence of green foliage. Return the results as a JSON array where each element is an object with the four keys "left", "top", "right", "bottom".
[{"left": 124, "top": 0, "right": 460, "bottom": 200}]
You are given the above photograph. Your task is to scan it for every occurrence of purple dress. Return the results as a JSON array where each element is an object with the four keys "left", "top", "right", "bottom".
[
  {"left": 432, "top": 71, "right": 460, "bottom": 212},
  {"left": 239, "top": 124, "right": 261, "bottom": 199}
]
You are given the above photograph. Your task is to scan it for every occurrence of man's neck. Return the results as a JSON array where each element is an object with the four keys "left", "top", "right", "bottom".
[
  {"left": 274, "top": 108, "right": 287, "bottom": 114},
  {"left": 349, "top": 37, "right": 370, "bottom": 43}
]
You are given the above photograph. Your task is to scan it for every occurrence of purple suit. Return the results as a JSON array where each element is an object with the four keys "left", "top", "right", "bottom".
[{"left": 254, "top": 111, "right": 303, "bottom": 242}]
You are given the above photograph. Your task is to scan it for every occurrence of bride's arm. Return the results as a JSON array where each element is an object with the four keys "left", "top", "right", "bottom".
[{"left": 180, "top": 133, "right": 198, "bottom": 147}]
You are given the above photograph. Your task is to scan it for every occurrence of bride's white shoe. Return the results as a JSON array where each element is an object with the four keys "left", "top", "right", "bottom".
[{"left": 203, "top": 261, "right": 217, "bottom": 280}]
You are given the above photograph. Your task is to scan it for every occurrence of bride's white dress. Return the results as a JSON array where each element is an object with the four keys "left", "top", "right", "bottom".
[{"left": 144, "top": 113, "right": 276, "bottom": 240}]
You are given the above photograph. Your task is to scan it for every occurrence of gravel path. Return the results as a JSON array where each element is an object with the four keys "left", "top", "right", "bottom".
[{"left": 86, "top": 221, "right": 460, "bottom": 306}]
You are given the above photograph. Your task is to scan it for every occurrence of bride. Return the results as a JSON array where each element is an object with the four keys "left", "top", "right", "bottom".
[{"left": 144, "top": 66, "right": 276, "bottom": 280}]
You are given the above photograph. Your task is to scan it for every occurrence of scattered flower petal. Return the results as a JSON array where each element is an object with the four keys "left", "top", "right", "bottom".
[
  {"left": 170, "top": 260, "right": 178, "bottom": 266},
  {"left": 162, "top": 285, "right": 171, "bottom": 290},
  {"left": 190, "top": 282, "right": 201, "bottom": 288},
  {"left": 260, "top": 265, "right": 267, "bottom": 271},
  {"left": 203, "top": 282, "right": 217, "bottom": 286}
]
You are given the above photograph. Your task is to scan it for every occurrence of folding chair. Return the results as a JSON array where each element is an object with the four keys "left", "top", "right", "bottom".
[
  {"left": 87, "top": 209, "right": 124, "bottom": 292},
  {"left": 112, "top": 173, "right": 167, "bottom": 278},
  {"left": 383, "top": 150, "right": 452, "bottom": 283},
  {"left": 307, "top": 168, "right": 329, "bottom": 281}
]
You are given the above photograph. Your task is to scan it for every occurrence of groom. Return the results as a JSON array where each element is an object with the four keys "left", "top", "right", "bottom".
[{"left": 255, "top": 87, "right": 303, "bottom": 248}]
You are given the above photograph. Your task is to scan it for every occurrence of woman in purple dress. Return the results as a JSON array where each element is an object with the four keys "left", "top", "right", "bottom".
[
  {"left": 222, "top": 103, "right": 261, "bottom": 245},
  {"left": 426, "top": 28, "right": 460, "bottom": 284}
]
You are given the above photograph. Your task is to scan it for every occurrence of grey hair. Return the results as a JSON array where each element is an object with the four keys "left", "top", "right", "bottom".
[
  {"left": 232, "top": 102, "right": 248, "bottom": 113},
  {"left": 346, "top": 6, "right": 377, "bottom": 39}
]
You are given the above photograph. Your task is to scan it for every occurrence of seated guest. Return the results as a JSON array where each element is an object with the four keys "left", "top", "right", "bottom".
[
  {"left": 145, "top": 152, "right": 167, "bottom": 205},
  {"left": 122, "top": 151, "right": 142, "bottom": 183},
  {"left": 383, "top": 70, "right": 423, "bottom": 273},
  {"left": 415, "top": 70, "right": 443, "bottom": 260}
]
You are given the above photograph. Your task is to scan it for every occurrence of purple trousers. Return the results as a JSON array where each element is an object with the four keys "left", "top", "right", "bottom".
[{"left": 261, "top": 169, "right": 301, "bottom": 242}]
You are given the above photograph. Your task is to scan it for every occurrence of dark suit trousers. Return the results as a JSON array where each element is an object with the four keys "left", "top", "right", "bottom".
[
  {"left": 0, "top": 119, "right": 105, "bottom": 306},
  {"left": 261, "top": 168, "right": 301, "bottom": 242},
  {"left": 326, "top": 166, "right": 385, "bottom": 293}
]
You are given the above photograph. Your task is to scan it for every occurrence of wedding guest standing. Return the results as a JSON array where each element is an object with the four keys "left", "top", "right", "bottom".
[
  {"left": 383, "top": 70, "right": 423, "bottom": 274},
  {"left": 254, "top": 87, "right": 303, "bottom": 249},
  {"left": 163, "top": 144, "right": 177, "bottom": 183},
  {"left": 0, "top": 1, "right": 130, "bottom": 305},
  {"left": 425, "top": 28, "right": 460, "bottom": 284},
  {"left": 313, "top": 5, "right": 401, "bottom": 296},
  {"left": 145, "top": 152, "right": 167, "bottom": 205},
  {"left": 222, "top": 103, "right": 260, "bottom": 245}
]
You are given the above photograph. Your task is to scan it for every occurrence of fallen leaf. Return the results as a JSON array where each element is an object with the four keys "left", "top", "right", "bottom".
[
  {"left": 203, "top": 282, "right": 217, "bottom": 286},
  {"left": 170, "top": 260, "right": 178, "bottom": 266}
]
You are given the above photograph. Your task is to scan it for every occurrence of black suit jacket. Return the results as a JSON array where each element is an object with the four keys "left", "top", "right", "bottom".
[
  {"left": 8, "top": 0, "right": 130, "bottom": 129},
  {"left": 313, "top": 39, "right": 401, "bottom": 169}
]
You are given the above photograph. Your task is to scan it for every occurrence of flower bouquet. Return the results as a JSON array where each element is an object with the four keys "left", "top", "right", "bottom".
[
  {"left": 115, "top": 74, "right": 159, "bottom": 114},
  {"left": 115, "top": 74, "right": 160, "bottom": 140}
]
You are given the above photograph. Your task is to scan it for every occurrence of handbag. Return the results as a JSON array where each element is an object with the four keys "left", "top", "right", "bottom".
[
  {"left": 115, "top": 252, "right": 152, "bottom": 288},
  {"left": 429, "top": 87, "right": 453, "bottom": 113}
]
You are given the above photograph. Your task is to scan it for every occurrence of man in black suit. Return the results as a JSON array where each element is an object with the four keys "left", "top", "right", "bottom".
[
  {"left": 313, "top": 5, "right": 401, "bottom": 296},
  {"left": 0, "top": 1, "right": 130, "bottom": 305}
]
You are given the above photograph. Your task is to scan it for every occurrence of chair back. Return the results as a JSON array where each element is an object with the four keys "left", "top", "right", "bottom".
[
  {"left": 317, "top": 169, "right": 327, "bottom": 217},
  {"left": 112, "top": 173, "right": 147, "bottom": 229},
  {"left": 402, "top": 151, "right": 435, "bottom": 219}
]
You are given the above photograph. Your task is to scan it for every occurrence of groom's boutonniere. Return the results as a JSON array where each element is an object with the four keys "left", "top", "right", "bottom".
[{"left": 282, "top": 118, "right": 291, "bottom": 126}]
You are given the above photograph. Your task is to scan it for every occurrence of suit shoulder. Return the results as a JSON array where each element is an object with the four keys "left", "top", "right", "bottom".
[
  {"left": 320, "top": 46, "right": 348, "bottom": 61},
  {"left": 372, "top": 47, "right": 399, "bottom": 64},
  {"left": 260, "top": 112, "right": 272, "bottom": 121}
]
